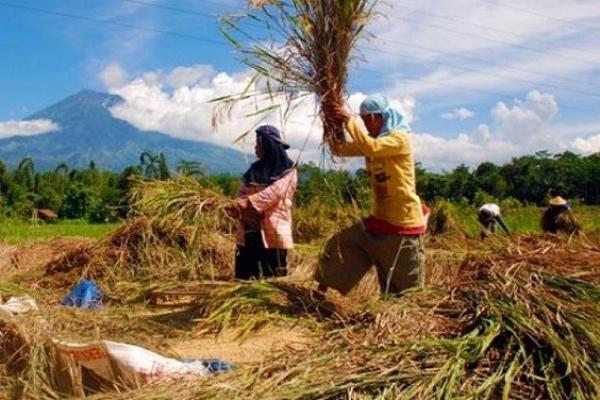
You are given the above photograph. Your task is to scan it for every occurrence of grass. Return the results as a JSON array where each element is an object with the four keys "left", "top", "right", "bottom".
[
  {"left": 446, "top": 205, "right": 600, "bottom": 237},
  {"left": 0, "top": 219, "right": 118, "bottom": 244},
  {"left": 1, "top": 205, "right": 599, "bottom": 246}
]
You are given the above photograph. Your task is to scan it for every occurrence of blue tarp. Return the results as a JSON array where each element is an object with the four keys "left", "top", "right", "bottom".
[
  {"left": 183, "top": 358, "right": 236, "bottom": 374},
  {"left": 60, "top": 279, "right": 102, "bottom": 309}
]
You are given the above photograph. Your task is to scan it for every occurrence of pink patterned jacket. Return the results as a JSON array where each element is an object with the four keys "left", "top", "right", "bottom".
[{"left": 235, "top": 168, "right": 297, "bottom": 249}]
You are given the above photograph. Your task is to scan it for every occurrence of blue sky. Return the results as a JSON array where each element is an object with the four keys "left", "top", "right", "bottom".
[{"left": 0, "top": 0, "right": 599, "bottom": 170}]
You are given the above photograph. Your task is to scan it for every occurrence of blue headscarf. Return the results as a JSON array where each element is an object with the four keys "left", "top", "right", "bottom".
[{"left": 359, "top": 94, "right": 411, "bottom": 137}]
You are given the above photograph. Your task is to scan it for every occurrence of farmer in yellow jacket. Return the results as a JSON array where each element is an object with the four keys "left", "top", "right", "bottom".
[{"left": 316, "top": 94, "right": 426, "bottom": 296}]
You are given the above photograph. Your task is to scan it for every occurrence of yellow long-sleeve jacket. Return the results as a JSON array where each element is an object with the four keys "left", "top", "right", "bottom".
[{"left": 332, "top": 118, "right": 424, "bottom": 229}]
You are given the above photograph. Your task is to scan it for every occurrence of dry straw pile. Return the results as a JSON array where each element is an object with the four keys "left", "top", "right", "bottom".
[
  {"left": 23, "top": 177, "right": 238, "bottom": 300},
  {"left": 2, "top": 228, "right": 600, "bottom": 399},
  {"left": 87, "top": 235, "right": 599, "bottom": 400}
]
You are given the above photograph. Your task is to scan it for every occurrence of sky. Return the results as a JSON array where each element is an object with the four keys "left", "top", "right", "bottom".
[{"left": 0, "top": 0, "right": 599, "bottom": 171}]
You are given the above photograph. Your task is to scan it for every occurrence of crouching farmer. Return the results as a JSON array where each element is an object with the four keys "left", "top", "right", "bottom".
[
  {"left": 542, "top": 195, "right": 579, "bottom": 234},
  {"left": 478, "top": 203, "right": 510, "bottom": 239},
  {"left": 315, "top": 94, "right": 426, "bottom": 296}
]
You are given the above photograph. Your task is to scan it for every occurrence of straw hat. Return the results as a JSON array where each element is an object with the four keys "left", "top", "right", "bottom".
[{"left": 549, "top": 196, "right": 567, "bottom": 206}]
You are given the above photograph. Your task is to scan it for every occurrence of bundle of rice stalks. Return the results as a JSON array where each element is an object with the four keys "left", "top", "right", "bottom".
[
  {"left": 555, "top": 212, "right": 582, "bottom": 235},
  {"left": 542, "top": 208, "right": 582, "bottom": 236},
  {"left": 293, "top": 201, "right": 359, "bottom": 243},
  {"left": 159, "top": 280, "right": 357, "bottom": 340},
  {"left": 134, "top": 236, "right": 600, "bottom": 399},
  {"left": 34, "top": 217, "right": 234, "bottom": 299},
  {"left": 0, "top": 316, "right": 62, "bottom": 399},
  {"left": 26, "top": 178, "right": 241, "bottom": 298},
  {"left": 220, "top": 0, "right": 379, "bottom": 145},
  {"left": 427, "top": 200, "right": 463, "bottom": 235},
  {"left": 129, "top": 176, "right": 237, "bottom": 234}
]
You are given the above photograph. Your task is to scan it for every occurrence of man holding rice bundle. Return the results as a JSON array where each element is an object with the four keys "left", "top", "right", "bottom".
[{"left": 315, "top": 94, "right": 427, "bottom": 296}]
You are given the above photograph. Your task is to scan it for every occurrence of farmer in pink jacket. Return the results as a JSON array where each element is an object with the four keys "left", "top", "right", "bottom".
[{"left": 231, "top": 125, "right": 297, "bottom": 280}]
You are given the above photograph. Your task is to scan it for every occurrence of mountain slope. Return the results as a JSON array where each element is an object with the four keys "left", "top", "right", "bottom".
[{"left": 0, "top": 90, "right": 248, "bottom": 173}]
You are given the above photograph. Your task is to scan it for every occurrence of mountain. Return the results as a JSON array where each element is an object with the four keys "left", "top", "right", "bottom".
[{"left": 0, "top": 90, "right": 249, "bottom": 173}]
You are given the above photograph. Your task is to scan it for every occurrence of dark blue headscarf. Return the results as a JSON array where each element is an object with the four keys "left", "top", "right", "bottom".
[{"left": 243, "top": 126, "right": 294, "bottom": 185}]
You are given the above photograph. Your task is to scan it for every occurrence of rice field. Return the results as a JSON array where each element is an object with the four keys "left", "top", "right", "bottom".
[
  {"left": 0, "top": 178, "right": 599, "bottom": 399},
  {"left": 0, "top": 219, "right": 118, "bottom": 245},
  {"left": 2, "top": 205, "right": 597, "bottom": 245}
]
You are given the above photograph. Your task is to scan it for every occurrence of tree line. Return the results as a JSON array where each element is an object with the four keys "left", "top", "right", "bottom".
[
  {"left": 0, "top": 150, "right": 598, "bottom": 222},
  {"left": 0, "top": 152, "right": 206, "bottom": 222}
]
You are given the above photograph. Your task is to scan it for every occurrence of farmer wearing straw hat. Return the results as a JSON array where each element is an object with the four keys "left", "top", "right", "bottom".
[
  {"left": 542, "top": 195, "right": 579, "bottom": 234},
  {"left": 477, "top": 203, "right": 510, "bottom": 238},
  {"left": 229, "top": 125, "right": 297, "bottom": 280},
  {"left": 315, "top": 94, "right": 426, "bottom": 296}
]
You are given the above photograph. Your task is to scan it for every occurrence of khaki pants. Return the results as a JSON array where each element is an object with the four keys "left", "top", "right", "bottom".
[{"left": 316, "top": 222, "right": 425, "bottom": 295}]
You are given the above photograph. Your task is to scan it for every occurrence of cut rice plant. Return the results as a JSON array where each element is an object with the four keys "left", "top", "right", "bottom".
[
  {"left": 108, "top": 236, "right": 600, "bottom": 400},
  {"left": 427, "top": 200, "right": 463, "bottom": 236},
  {"left": 129, "top": 176, "right": 236, "bottom": 234},
  {"left": 293, "top": 200, "right": 359, "bottom": 244},
  {"left": 34, "top": 217, "right": 235, "bottom": 299},
  {"left": 161, "top": 280, "right": 356, "bottom": 340},
  {"left": 219, "top": 0, "right": 380, "bottom": 145},
  {"left": 24, "top": 177, "right": 241, "bottom": 299}
]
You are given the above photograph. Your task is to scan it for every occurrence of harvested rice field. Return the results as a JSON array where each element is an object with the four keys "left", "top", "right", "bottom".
[
  {"left": 1, "top": 182, "right": 599, "bottom": 399},
  {"left": 1, "top": 0, "right": 600, "bottom": 398}
]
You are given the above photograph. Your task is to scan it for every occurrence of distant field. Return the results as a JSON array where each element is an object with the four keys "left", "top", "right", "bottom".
[
  {"left": 0, "top": 205, "right": 598, "bottom": 245},
  {"left": 0, "top": 219, "right": 118, "bottom": 244},
  {"left": 447, "top": 205, "right": 600, "bottom": 237}
]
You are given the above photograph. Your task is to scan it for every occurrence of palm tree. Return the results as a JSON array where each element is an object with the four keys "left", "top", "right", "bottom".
[
  {"left": 177, "top": 160, "right": 206, "bottom": 180},
  {"left": 54, "top": 162, "right": 70, "bottom": 177},
  {"left": 158, "top": 153, "right": 171, "bottom": 180},
  {"left": 16, "top": 157, "right": 37, "bottom": 223},
  {"left": 54, "top": 161, "right": 70, "bottom": 197},
  {"left": 139, "top": 151, "right": 159, "bottom": 179}
]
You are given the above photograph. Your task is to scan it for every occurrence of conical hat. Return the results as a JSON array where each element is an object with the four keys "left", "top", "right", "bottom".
[{"left": 549, "top": 196, "right": 567, "bottom": 206}]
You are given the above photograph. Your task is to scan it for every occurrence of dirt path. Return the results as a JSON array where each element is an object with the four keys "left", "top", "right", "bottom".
[{"left": 168, "top": 326, "right": 311, "bottom": 365}]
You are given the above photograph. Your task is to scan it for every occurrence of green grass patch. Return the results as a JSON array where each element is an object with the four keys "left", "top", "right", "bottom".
[
  {"left": 0, "top": 219, "right": 118, "bottom": 244},
  {"left": 451, "top": 205, "right": 600, "bottom": 237}
]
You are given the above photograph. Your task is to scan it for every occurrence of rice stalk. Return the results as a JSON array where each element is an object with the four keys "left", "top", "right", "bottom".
[
  {"left": 30, "top": 177, "right": 239, "bottom": 299},
  {"left": 160, "top": 280, "right": 357, "bottom": 340},
  {"left": 106, "top": 236, "right": 600, "bottom": 400},
  {"left": 219, "top": 0, "right": 380, "bottom": 145}
]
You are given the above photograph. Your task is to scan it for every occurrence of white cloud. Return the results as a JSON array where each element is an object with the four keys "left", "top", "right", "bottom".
[
  {"left": 441, "top": 107, "right": 475, "bottom": 120},
  {"left": 368, "top": 0, "right": 600, "bottom": 103},
  {"left": 165, "top": 65, "right": 217, "bottom": 89},
  {"left": 413, "top": 90, "right": 571, "bottom": 170},
  {"left": 99, "top": 63, "right": 129, "bottom": 89},
  {"left": 100, "top": 60, "right": 596, "bottom": 170},
  {"left": 413, "top": 131, "right": 517, "bottom": 171},
  {"left": 103, "top": 64, "right": 416, "bottom": 165},
  {"left": 0, "top": 119, "right": 60, "bottom": 139},
  {"left": 491, "top": 90, "right": 558, "bottom": 145},
  {"left": 570, "top": 134, "right": 600, "bottom": 154}
]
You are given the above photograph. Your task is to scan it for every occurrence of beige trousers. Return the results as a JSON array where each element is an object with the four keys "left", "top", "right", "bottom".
[{"left": 316, "top": 222, "right": 425, "bottom": 295}]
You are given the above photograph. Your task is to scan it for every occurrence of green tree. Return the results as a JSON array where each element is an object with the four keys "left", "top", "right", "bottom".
[
  {"left": 140, "top": 151, "right": 160, "bottom": 179},
  {"left": 177, "top": 160, "right": 206, "bottom": 179}
]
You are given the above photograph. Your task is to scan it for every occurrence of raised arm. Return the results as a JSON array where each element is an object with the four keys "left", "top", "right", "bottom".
[
  {"left": 496, "top": 215, "right": 511, "bottom": 235},
  {"left": 330, "top": 141, "right": 363, "bottom": 157},
  {"left": 345, "top": 118, "right": 411, "bottom": 158}
]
